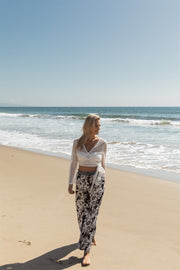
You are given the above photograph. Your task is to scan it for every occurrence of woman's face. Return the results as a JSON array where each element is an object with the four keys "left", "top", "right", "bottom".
[{"left": 91, "top": 119, "right": 101, "bottom": 136}]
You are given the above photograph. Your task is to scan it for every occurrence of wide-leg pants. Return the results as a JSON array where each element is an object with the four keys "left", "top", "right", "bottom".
[{"left": 75, "top": 170, "right": 105, "bottom": 253}]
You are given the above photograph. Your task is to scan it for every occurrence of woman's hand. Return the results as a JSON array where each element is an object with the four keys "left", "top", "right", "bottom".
[{"left": 68, "top": 184, "right": 75, "bottom": 194}]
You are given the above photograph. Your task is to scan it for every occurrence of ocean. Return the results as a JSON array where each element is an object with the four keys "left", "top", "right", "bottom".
[{"left": 0, "top": 106, "right": 180, "bottom": 183}]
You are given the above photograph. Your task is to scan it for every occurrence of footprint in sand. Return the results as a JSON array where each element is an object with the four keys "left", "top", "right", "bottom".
[{"left": 18, "top": 240, "right": 31, "bottom": 246}]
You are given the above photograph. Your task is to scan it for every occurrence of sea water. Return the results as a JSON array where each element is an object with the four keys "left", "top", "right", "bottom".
[{"left": 0, "top": 107, "right": 180, "bottom": 182}]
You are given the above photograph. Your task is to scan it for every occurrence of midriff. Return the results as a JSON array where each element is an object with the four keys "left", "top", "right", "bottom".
[{"left": 78, "top": 166, "right": 97, "bottom": 172}]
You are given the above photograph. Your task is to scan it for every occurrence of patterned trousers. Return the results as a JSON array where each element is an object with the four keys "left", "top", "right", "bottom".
[{"left": 75, "top": 170, "right": 105, "bottom": 253}]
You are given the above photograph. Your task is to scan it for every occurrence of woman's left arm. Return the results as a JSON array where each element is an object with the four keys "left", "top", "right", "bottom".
[{"left": 102, "top": 141, "right": 107, "bottom": 170}]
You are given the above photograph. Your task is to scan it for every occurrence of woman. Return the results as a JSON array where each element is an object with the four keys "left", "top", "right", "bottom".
[{"left": 68, "top": 114, "right": 107, "bottom": 266}]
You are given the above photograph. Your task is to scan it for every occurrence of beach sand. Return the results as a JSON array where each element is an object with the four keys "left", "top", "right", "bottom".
[{"left": 0, "top": 145, "right": 180, "bottom": 270}]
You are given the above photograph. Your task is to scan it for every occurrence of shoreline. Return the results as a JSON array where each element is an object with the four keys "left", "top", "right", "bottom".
[
  {"left": 1, "top": 144, "right": 180, "bottom": 269},
  {"left": 1, "top": 143, "right": 179, "bottom": 184}
]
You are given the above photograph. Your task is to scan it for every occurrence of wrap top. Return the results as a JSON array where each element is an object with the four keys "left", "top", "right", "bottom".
[{"left": 68, "top": 138, "right": 107, "bottom": 188}]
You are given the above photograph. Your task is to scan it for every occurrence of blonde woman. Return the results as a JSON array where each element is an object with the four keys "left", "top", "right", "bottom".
[{"left": 68, "top": 114, "right": 107, "bottom": 266}]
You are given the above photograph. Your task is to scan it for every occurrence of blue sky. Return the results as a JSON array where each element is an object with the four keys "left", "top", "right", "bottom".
[{"left": 0, "top": 0, "right": 179, "bottom": 106}]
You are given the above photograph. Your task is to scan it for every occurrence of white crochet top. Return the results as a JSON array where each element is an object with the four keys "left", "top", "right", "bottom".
[{"left": 68, "top": 138, "right": 107, "bottom": 184}]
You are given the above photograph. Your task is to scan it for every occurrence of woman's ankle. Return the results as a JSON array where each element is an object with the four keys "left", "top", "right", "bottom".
[
  {"left": 84, "top": 251, "right": 90, "bottom": 256},
  {"left": 83, "top": 251, "right": 91, "bottom": 266}
]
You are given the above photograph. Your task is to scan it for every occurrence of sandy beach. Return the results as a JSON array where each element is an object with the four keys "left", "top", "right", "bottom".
[{"left": 0, "top": 145, "right": 180, "bottom": 270}]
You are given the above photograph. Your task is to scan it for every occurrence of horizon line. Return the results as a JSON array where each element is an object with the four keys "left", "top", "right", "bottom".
[{"left": 0, "top": 105, "right": 180, "bottom": 108}]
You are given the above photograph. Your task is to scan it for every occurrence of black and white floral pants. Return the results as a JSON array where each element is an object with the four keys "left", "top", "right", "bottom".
[{"left": 75, "top": 170, "right": 105, "bottom": 253}]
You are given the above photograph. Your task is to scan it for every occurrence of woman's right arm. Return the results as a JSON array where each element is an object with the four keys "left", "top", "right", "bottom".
[{"left": 68, "top": 140, "right": 78, "bottom": 194}]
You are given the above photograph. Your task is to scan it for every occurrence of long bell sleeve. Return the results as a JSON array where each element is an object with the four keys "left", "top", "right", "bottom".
[
  {"left": 68, "top": 139, "right": 79, "bottom": 184},
  {"left": 102, "top": 140, "right": 107, "bottom": 170}
]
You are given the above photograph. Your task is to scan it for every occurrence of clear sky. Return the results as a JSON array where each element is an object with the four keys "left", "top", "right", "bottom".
[{"left": 0, "top": 0, "right": 179, "bottom": 106}]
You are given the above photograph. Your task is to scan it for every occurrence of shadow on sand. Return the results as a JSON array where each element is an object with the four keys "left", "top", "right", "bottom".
[{"left": 0, "top": 243, "right": 83, "bottom": 270}]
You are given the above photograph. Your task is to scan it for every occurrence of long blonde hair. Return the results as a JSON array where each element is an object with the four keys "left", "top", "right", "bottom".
[{"left": 77, "top": 114, "right": 100, "bottom": 149}]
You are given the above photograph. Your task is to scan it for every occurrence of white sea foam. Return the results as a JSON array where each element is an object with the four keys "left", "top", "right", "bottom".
[
  {"left": 101, "top": 117, "right": 180, "bottom": 127},
  {"left": 0, "top": 112, "right": 22, "bottom": 117},
  {"left": 1, "top": 111, "right": 180, "bottom": 127},
  {"left": 0, "top": 130, "right": 72, "bottom": 156},
  {"left": 106, "top": 141, "right": 180, "bottom": 174}
]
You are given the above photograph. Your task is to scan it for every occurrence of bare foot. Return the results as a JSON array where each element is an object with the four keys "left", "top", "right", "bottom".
[
  {"left": 82, "top": 252, "right": 91, "bottom": 266},
  {"left": 92, "top": 237, "right": 96, "bottom": 246}
]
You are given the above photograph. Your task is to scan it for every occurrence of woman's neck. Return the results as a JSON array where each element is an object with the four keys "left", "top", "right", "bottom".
[{"left": 87, "top": 135, "right": 97, "bottom": 142}]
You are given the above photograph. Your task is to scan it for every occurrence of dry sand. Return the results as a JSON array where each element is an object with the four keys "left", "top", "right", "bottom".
[{"left": 0, "top": 145, "right": 180, "bottom": 270}]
